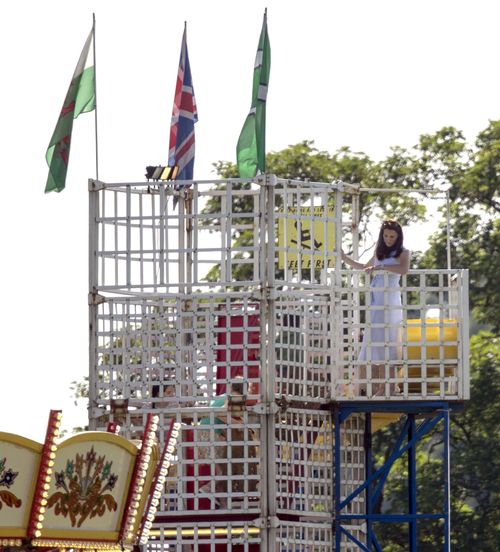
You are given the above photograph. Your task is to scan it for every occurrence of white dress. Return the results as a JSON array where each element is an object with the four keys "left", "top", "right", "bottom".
[{"left": 358, "top": 251, "right": 404, "bottom": 362}]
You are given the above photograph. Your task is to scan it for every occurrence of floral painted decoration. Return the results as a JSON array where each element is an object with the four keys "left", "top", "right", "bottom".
[
  {"left": 47, "top": 446, "right": 119, "bottom": 527},
  {"left": 0, "top": 457, "right": 21, "bottom": 510}
]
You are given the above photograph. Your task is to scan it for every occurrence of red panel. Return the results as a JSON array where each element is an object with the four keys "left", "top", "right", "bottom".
[
  {"left": 181, "top": 308, "right": 262, "bottom": 550},
  {"left": 216, "top": 312, "right": 260, "bottom": 396},
  {"left": 184, "top": 428, "right": 212, "bottom": 511}
]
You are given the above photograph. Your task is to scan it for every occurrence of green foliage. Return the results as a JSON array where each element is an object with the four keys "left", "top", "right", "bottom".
[
  {"left": 421, "top": 213, "right": 499, "bottom": 331},
  {"left": 458, "top": 122, "right": 500, "bottom": 213},
  {"left": 416, "top": 120, "right": 500, "bottom": 331},
  {"left": 417, "top": 126, "right": 467, "bottom": 189},
  {"left": 211, "top": 140, "right": 428, "bottom": 230},
  {"left": 449, "top": 332, "right": 500, "bottom": 550},
  {"left": 204, "top": 140, "right": 429, "bottom": 281},
  {"left": 68, "top": 377, "right": 90, "bottom": 433},
  {"left": 377, "top": 453, "right": 446, "bottom": 551},
  {"left": 70, "top": 376, "right": 89, "bottom": 404}
]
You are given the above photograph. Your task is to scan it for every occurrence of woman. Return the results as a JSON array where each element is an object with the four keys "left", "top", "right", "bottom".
[{"left": 342, "top": 220, "right": 410, "bottom": 396}]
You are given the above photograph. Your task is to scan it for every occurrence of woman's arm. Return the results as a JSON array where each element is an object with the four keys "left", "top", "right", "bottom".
[
  {"left": 341, "top": 249, "right": 374, "bottom": 270},
  {"left": 366, "top": 249, "right": 411, "bottom": 275}
]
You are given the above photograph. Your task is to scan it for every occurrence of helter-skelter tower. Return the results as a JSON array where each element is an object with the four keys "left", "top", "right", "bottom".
[{"left": 87, "top": 175, "right": 469, "bottom": 551}]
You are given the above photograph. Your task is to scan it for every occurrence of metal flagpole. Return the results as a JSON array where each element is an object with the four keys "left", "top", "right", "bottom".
[
  {"left": 446, "top": 190, "right": 451, "bottom": 270},
  {"left": 92, "top": 13, "right": 99, "bottom": 180}
]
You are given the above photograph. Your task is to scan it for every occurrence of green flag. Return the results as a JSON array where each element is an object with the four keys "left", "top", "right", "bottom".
[
  {"left": 236, "top": 10, "right": 271, "bottom": 178},
  {"left": 45, "top": 28, "right": 95, "bottom": 193}
]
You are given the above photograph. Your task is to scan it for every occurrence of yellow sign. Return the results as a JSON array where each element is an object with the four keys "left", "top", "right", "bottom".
[{"left": 278, "top": 206, "right": 335, "bottom": 269}]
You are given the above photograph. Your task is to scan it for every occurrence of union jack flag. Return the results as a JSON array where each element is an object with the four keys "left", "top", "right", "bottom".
[{"left": 168, "top": 25, "right": 198, "bottom": 185}]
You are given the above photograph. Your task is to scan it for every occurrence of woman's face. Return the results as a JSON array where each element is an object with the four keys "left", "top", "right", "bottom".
[{"left": 383, "top": 229, "right": 398, "bottom": 248}]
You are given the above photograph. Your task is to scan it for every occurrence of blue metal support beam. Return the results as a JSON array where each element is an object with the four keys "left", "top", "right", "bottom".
[
  {"left": 333, "top": 401, "right": 456, "bottom": 551},
  {"left": 340, "top": 415, "right": 440, "bottom": 509},
  {"left": 443, "top": 408, "right": 450, "bottom": 552},
  {"left": 408, "top": 414, "right": 417, "bottom": 552},
  {"left": 334, "top": 405, "right": 341, "bottom": 552},
  {"left": 364, "top": 413, "right": 373, "bottom": 550}
]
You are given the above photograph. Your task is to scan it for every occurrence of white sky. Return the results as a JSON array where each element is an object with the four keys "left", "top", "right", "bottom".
[{"left": 1, "top": 0, "right": 498, "bottom": 441}]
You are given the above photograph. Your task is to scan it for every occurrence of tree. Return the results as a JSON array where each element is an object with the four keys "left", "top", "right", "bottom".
[
  {"left": 203, "top": 140, "right": 427, "bottom": 282},
  {"left": 416, "top": 121, "right": 500, "bottom": 331},
  {"left": 449, "top": 332, "right": 500, "bottom": 550},
  {"left": 212, "top": 140, "right": 427, "bottom": 228}
]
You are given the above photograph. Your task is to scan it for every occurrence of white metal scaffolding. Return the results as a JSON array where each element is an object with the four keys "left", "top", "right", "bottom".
[{"left": 88, "top": 176, "right": 469, "bottom": 550}]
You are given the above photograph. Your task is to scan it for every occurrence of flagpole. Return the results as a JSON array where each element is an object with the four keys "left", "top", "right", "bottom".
[{"left": 92, "top": 13, "right": 99, "bottom": 180}]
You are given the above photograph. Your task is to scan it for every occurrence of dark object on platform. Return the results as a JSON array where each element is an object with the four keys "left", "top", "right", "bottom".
[{"left": 145, "top": 165, "right": 179, "bottom": 181}]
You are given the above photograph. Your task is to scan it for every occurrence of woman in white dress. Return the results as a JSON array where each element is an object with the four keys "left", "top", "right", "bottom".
[{"left": 342, "top": 220, "right": 410, "bottom": 396}]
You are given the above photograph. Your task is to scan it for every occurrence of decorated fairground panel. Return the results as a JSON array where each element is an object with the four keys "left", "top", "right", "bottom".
[{"left": 0, "top": 410, "right": 177, "bottom": 551}]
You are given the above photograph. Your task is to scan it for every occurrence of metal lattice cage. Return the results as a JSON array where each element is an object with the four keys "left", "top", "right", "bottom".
[{"left": 88, "top": 176, "right": 469, "bottom": 551}]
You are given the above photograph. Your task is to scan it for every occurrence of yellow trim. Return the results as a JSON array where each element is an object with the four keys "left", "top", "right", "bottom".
[
  {"left": 0, "top": 539, "right": 22, "bottom": 547},
  {"left": 32, "top": 538, "right": 130, "bottom": 551},
  {"left": 24, "top": 453, "right": 42, "bottom": 531},
  {"left": 0, "top": 528, "right": 26, "bottom": 538},
  {"left": 150, "top": 527, "right": 261, "bottom": 538},
  {"left": 40, "top": 529, "right": 120, "bottom": 540},
  {"left": 57, "top": 432, "right": 139, "bottom": 455},
  {"left": 0, "top": 432, "right": 43, "bottom": 452},
  {"left": 0, "top": 431, "right": 160, "bottom": 544}
]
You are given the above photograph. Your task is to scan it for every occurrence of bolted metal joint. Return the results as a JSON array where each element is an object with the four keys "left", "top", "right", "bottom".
[{"left": 88, "top": 178, "right": 105, "bottom": 191}]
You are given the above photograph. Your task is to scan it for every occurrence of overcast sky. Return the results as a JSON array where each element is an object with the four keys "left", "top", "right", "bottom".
[{"left": 1, "top": 0, "right": 498, "bottom": 440}]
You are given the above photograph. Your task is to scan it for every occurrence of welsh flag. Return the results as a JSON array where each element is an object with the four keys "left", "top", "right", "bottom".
[
  {"left": 236, "top": 10, "right": 271, "bottom": 178},
  {"left": 45, "top": 28, "right": 95, "bottom": 193}
]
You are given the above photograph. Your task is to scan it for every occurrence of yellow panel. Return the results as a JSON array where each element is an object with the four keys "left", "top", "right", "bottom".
[
  {"left": 278, "top": 206, "right": 335, "bottom": 269},
  {"left": 372, "top": 413, "right": 401, "bottom": 432},
  {"left": 402, "top": 319, "right": 459, "bottom": 392},
  {"left": 0, "top": 434, "right": 42, "bottom": 537},
  {"left": 406, "top": 319, "right": 458, "bottom": 360},
  {"left": 312, "top": 415, "right": 400, "bottom": 446}
]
